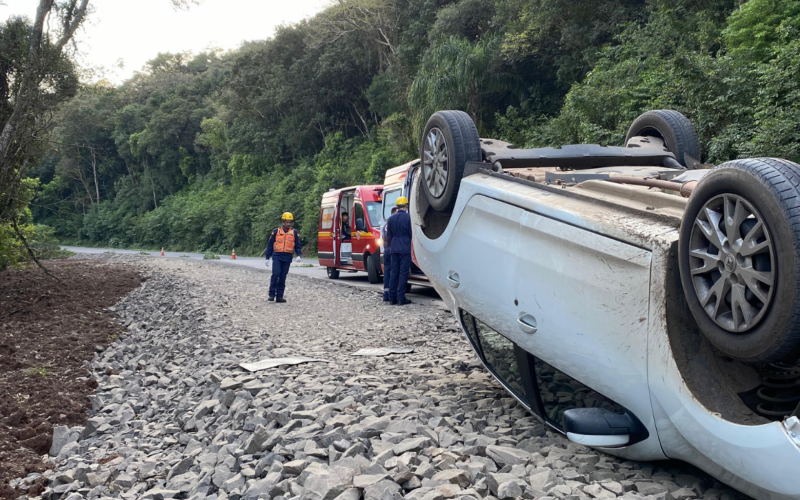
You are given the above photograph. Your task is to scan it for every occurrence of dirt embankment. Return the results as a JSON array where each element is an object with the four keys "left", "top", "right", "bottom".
[{"left": 0, "top": 260, "right": 142, "bottom": 499}]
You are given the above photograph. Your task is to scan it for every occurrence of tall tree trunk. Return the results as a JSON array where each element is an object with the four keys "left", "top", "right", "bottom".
[
  {"left": 78, "top": 168, "right": 95, "bottom": 207},
  {"left": 91, "top": 148, "right": 100, "bottom": 208},
  {"left": 149, "top": 172, "right": 158, "bottom": 209},
  {"left": 0, "top": 0, "right": 53, "bottom": 176},
  {"left": 469, "top": 88, "right": 480, "bottom": 127}
]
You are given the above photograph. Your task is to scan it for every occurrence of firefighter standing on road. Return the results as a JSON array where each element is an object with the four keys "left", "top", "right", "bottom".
[
  {"left": 382, "top": 206, "right": 398, "bottom": 302},
  {"left": 386, "top": 197, "right": 412, "bottom": 305},
  {"left": 265, "top": 212, "right": 303, "bottom": 303}
]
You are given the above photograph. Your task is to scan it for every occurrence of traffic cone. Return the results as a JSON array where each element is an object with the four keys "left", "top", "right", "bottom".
[
  {"left": 231, "top": 249, "right": 236, "bottom": 260},
  {"left": 160, "top": 247, "right": 164, "bottom": 256}
]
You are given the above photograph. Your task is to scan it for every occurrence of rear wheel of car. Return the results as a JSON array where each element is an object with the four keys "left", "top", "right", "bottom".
[
  {"left": 678, "top": 158, "right": 800, "bottom": 363},
  {"left": 420, "top": 110, "right": 481, "bottom": 212},
  {"left": 367, "top": 253, "right": 381, "bottom": 284},
  {"left": 327, "top": 267, "right": 340, "bottom": 279},
  {"left": 625, "top": 110, "right": 700, "bottom": 168}
]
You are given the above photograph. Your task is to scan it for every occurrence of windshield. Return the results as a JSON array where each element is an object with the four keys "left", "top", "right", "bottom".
[
  {"left": 383, "top": 189, "right": 401, "bottom": 222},
  {"left": 366, "top": 201, "right": 383, "bottom": 227}
]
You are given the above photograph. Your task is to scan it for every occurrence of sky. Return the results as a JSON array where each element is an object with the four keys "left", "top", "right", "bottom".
[{"left": 0, "top": 0, "right": 329, "bottom": 84}]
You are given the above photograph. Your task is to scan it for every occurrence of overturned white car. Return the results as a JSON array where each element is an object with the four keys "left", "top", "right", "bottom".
[{"left": 410, "top": 110, "right": 800, "bottom": 499}]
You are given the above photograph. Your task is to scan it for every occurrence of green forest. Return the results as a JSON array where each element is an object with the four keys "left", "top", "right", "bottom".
[{"left": 7, "top": 0, "right": 800, "bottom": 263}]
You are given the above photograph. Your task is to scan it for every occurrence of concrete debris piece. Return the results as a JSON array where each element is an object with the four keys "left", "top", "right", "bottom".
[
  {"left": 431, "top": 469, "right": 470, "bottom": 488},
  {"left": 351, "top": 347, "right": 414, "bottom": 356},
  {"left": 239, "top": 357, "right": 328, "bottom": 372},
  {"left": 22, "top": 253, "right": 737, "bottom": 500},
  {"left": 635, "top": 482, "right": 670, "bottom": 496},
  {"left": 486, "top": 445, "right": 532, "bottom": 466},
  {"left": 49, "top": 425, "right": 77, "bottom": 457},
  {"left": 304, "top": 467, "right": 348, "bottom": 500}
]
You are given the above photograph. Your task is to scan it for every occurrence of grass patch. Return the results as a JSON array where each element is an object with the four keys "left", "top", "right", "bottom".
[
  {"left": 26, "top": 366, "right": 47, "bottom": 377},
  {"left": 203, "top": 252, "right": 220, "bottom": 260}
]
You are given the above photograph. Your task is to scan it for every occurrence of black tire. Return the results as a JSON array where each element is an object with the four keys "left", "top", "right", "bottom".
[
  {"left": 406, "top": 283, "right": 413, "bottom": 294},
  {"left": 626, "top": 110, "right": 700, "bottom": 168},
  {"left": 327, "top": 267, "right": 340, "bottom": 279},
  {"left": 420, "top": 110, "right": 481, "bottom": 212},
  {"left": 367, "top": 253, "right": 381, "bottom": 284},
  {"left": 678, "top": 158, "right": 800, "bottom": 363}
]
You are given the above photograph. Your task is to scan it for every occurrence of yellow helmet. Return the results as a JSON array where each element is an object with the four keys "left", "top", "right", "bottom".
[
  {"left": 281, "top": 212, "right": 294, "bottom": 221},
  {"left": 396, "top": 196, "right": 409, "bottom": 207}
]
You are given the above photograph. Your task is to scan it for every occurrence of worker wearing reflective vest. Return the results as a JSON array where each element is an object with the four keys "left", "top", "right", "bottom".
[{"left": 265, "top": 212, "right": 303, "bottom": 303}]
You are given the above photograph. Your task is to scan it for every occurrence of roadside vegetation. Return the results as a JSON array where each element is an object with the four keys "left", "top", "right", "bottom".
[{"left": 6, "top": 0, "right": 800, "bottom": 262}]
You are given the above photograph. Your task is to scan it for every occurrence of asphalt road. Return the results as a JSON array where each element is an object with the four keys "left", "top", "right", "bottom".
[{"left": 63, "top": 246, "right": 442, "bottom": 305}]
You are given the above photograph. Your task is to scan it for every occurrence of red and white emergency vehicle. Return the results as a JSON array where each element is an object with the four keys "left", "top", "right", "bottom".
[{"left": 317, "top": 185, "right": 385, "bottom": 283}]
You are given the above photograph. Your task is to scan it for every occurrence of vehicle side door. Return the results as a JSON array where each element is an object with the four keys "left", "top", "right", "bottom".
[
  {"left": 333, "top": 193, "right": 344, "bottom": 265},
  {"left": 351, "top": 201, "right": 368, "bottom": 270},
  {"left": 442, "top": 195, "right": 520, "bottom": 338},
  {"left": 318, "top": 204, "right": 336, "bottom": 266},
  {"left": 511, "top": 210, "right": 655, "bottom": 440}
]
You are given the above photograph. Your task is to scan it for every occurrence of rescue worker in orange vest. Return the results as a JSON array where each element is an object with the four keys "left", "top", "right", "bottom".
[{"left": 265, "top": 212, "right": 303, "bottom": 303}]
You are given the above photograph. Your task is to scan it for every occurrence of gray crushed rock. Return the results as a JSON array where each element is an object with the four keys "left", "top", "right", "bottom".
[{"left": 11, "top": 253, "right": 748, "bottom": 500}]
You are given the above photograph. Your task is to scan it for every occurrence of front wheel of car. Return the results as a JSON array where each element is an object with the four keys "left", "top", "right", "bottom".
[
  {"left": 367, "top": 253, "right": 381, "bottom": 284},
  {"left": 420, "top": 110, "right": 481, "bottom": 213},
  {"left": 678, "top": 158, "right": 800, "bottom": 363},
  {"left": 327, "top": 267, "right": 340, "bottom": 279}
]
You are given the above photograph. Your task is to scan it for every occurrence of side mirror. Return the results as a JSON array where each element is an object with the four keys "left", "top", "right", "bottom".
[
  {"left": 562, "top": 408, "right": 648, "bottom": 448},
  {"left": 355, "top": 218, "right": 365, "bottom": 231}
]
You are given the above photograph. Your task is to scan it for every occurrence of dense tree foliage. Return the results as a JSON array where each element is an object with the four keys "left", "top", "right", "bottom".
[
  {"left": 25, "top": 0, "right": 800, "bottom": 256},
  {"left": 0, "top": 0, "right": 90, "bottom": 271}
]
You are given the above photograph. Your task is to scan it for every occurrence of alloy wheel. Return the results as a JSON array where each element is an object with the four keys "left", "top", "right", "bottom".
[
  {"left": 688, "top": 193, "right": 775, "bottom": 332},
  {"left": 422, "top": 127, "right": 449, "bottom": 199}
]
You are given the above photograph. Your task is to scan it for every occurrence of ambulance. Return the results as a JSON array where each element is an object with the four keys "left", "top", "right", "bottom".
[{"left": 317, "top": 185, "right": 385, "bottom": 283}]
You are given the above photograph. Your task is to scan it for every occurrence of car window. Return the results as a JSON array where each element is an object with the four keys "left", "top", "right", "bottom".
[
  {"left": 473, "top": 318, "right": 526, "bottom": 400},
  {"left": 383, "top": 189, "right": 401, "bottom": 220},
  {"left": 534, "top": 358, "right": 624, "bottom": 429},
  {"left": 366, "top": 201, "right": 383, "bottom": 226},
  {"left": 460, "top": 310, "right": 480, "bottom": 351},
  {"left": 320, "top": 207, "right": 334, "bottom": 230}
]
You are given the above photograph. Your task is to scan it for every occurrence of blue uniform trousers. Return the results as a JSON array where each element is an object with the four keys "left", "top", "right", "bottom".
[
  {"left": 269, "top": 255, "right": 292, "bottom": 298},
  {"left": 382, "top": 252, "right": 393, "bottom": 301},
  {"left": 388, "top": 253, "right": 411, "bottom": 303}
]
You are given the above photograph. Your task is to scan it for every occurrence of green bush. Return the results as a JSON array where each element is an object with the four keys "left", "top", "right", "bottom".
[
  {"left": 30, "top": 225, "right": 73, "bottom": 260},
  {"left": 203, "top": 251, "right": 220, "bottom": 260}
]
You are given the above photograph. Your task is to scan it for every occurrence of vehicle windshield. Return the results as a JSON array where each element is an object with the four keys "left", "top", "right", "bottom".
[
  {"left": 383, "top": 189, "right": 401, "bottom": 222},
  {"left": 366, "top": 201, "right": 383, "bottom": 227}
]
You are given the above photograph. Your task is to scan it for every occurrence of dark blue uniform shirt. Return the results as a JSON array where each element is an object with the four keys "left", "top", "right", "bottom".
[
  {"left": 386, "top": 210, "right": 412, "bottom": 254},
  {"left": 265, "top": 228, "right": 302, "bottom": 261}
]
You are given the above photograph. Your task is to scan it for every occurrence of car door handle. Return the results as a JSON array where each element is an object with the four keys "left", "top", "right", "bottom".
[
  {"left": 518, "top": 314, "right": 537, "bottom": 334},
  {"left": 447, "top": 271, "right": 460, "bottom": 288}
]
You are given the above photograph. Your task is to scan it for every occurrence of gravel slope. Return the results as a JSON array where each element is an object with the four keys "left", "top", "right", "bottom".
[{"left": 15, "top": 255, "right": 747, "bottom": 500}]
